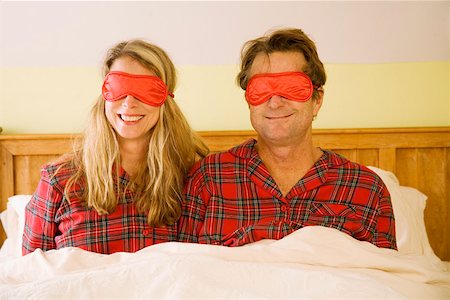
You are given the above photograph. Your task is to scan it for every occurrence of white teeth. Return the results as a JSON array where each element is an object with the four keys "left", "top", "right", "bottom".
[{"left": 120, "top": 115, "right": 144, "bottom": 122}]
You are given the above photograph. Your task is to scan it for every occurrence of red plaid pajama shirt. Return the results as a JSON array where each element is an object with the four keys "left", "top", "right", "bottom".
[
  {"left": 22, "top": 161, "right": 177, "bottom": 255},
  {"left": 178, "top": 139, "right": 397, "bottom": 249}
]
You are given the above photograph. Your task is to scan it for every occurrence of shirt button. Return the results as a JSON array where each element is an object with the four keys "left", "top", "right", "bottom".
[
  {"left": 143, "top": 229, "right": 150, "bottom": 236},
  {"left": 281, "top": 205, "right": 287, "bottom": 212}
]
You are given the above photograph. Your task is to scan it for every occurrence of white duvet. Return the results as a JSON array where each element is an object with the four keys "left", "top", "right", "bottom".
[{"left": 0, "top": 226, "right": 448, "bottom": 300}]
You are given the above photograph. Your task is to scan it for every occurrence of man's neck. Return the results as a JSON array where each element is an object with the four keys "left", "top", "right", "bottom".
[{"left": 256, "top": 137, "right": 322, "bottom": 196}]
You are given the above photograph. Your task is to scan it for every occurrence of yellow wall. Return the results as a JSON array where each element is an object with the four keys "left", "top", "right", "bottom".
[{"left": 1, "top": 61, "right": 449, "bottom": 134}]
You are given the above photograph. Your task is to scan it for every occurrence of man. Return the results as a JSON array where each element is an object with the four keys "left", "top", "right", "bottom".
[{"left": 178, "top": 28, "right": 397, "bottom": 249}]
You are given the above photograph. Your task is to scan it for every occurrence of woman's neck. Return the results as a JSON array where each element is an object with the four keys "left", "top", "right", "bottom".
[{"left": 118, "top": 137, "right": 149, "bottom": 177}]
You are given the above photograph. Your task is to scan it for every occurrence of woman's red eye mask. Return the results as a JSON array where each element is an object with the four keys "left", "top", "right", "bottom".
[
  {"left": 102, "top": 71, "right": 173, "bottom": 106},
  {"left": 245, "top": 72, "right": 316, "bottom": 106}
]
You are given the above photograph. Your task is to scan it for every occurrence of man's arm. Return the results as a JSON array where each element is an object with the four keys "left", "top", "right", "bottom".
[
  {"left": 178, "top": 167, "right": 209, "bottom": 243},
  {"left": 373, "top": 187, "right": 397, "bottom": 250}
]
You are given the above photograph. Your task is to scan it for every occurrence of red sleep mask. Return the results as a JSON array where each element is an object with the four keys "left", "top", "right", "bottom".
[
  {"left": 245, "top": 72, "right": 315, "bottom": 105},
  {"left": 102, "top": 71, "right": 173, "bottom": 106}
]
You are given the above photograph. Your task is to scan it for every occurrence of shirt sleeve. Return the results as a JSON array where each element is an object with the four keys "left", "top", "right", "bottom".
[
  {"left": 373, "top": 184, "right": 398, "bottom": 250},
  {"left": 178, "top": 165, "right": 209, "bottom": 243},
  {"left": 22, "top": 167, "right": 62, "bottom": 255}
]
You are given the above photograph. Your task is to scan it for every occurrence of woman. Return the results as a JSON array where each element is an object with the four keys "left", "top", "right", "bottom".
[{"left": 22, "top": 40, "right": 209, "bottom": 254}]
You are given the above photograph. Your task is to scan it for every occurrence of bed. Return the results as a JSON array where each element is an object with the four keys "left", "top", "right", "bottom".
[{"left": 0, "top": 127, "right": 449, "bottom": 299}]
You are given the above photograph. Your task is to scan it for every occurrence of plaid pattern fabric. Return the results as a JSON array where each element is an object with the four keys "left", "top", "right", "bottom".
[
  {"left": 22, "top": 161, "right": 177, "bottom": 255},
  {"left": 178, "top": 139, "right": 397, "bottom": 249}
]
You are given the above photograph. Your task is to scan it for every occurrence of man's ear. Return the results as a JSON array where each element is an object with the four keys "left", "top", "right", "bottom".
[{"left": 312, "top": 88, "right": 324, "bottom": 115}]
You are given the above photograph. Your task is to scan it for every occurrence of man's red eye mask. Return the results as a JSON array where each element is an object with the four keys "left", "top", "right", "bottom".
[{"left": 245, "top": 72, "right": 315, "bottom": 105}]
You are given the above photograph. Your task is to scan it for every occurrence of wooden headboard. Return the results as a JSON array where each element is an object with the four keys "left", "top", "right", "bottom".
[{"left": 1, "top": 127, "right": 449, "bottom": 260}]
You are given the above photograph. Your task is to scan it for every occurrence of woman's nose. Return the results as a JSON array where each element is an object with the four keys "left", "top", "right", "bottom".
[{"left": 121, "top": 95, "right": 139, "bottom": 108}]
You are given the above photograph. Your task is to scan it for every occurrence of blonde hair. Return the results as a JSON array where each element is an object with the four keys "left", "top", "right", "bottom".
[{"left": 62, "top": 40, "right": 209, "bottom": 226}]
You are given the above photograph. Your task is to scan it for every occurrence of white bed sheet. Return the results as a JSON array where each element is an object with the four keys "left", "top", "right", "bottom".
[{"left": 0, "top": 226, "right": 448, "bottom": 299}]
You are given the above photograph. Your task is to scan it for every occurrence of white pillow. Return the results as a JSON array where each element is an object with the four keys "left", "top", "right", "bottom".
[
  {"left": 0, "top": 194, "right": 32, "bottom": 258},
  {"left": 368, "top": 166, "right": 439, "bottom": 261}
]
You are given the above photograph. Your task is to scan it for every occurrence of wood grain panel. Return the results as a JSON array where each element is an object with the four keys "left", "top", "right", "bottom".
[
  {"left": 417, "top": 148, "right": 447, "bottom": 260},
  {"left": 0, "top": 144, "right": 14, "bottom": 211},
  {"left": 396, "top": 149, "right": 419, "bottom": 188},
  {"left": 446, "top": 148, "right": 450, "bottom": 259},
  {"left": 14, "top": 155, "right": 60, "bottom": 195},
  {"left": 332, "top": 149, "right": 357, "bottom": 162},
  {"left": 378, "top": 148, "right": 396, "bottom": 173},
  {"left": 200, "top": 131, "right": 256, "bottom": 153},
  {"left": 356, "top": 149, "right": 379, "bottom": 168}
]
